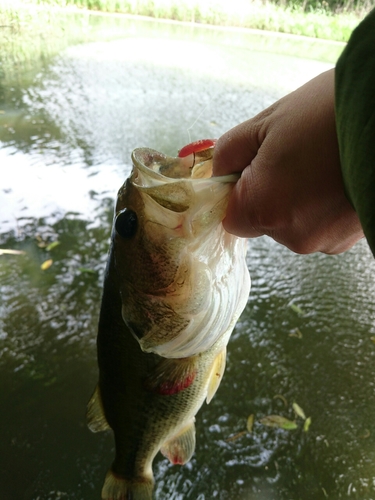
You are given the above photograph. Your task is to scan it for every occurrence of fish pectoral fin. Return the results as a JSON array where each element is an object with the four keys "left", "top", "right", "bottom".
[
  {"left": 206, "top": 348, "right": 227, "bottom": 404},
  {"left": 102, "top": 469, "right": 154, "bottom": 500},
  {"left": 160, "top": 419, "right": 196, "bottom": 465},
  {"left": 86, "top": 385, "right": 111, "bottom": 433},
  {"left": 144, "top": 356, "right": 197, "bottom": 396}
]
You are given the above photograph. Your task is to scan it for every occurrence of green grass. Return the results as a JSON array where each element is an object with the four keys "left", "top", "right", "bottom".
[
  {"left": 0, "top": 0, "right": 371, "bottom": 98},
  {"left": 16, "top": 0, "right": 371, "bottom": 42}
]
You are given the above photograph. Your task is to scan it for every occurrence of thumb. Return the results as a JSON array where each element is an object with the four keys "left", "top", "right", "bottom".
[
  {"left": 222, "top": 168, "right": 263, "bottom": 238},
  {"left": 212, "top": 119, "right": 261, "bottom": 176}
]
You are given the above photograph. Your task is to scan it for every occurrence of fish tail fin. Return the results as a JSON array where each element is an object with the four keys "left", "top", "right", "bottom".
[
  {"left": 206, "top": 347, "right": 227, "bottom": 404},
  {"left": 160, "top": 419, "right": 196, "bottom": 465},
  {"left": 87, "top": 384, "right": 111, "bottom": 433},
  {"left": 101, "top": 470, "right": 154, "bottom": 500}
]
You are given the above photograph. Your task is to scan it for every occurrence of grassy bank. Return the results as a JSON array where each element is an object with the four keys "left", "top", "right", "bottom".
[
  {"left": 0, "top": 0, "right": 370, "bottom": 100},
  {"left": 6, "top": 0, "right": 372, "bottom": 42},
  {"left": 0, "top": 1, "right": 134, "bottom": 99}
]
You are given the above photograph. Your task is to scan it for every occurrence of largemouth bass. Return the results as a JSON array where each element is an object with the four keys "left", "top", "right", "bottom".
[{"left": 87, "top": 140, "right": 250, "bottom": 500}]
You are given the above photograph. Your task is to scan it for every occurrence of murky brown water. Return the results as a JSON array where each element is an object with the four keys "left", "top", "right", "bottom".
[{"left": 1, "top": 9, "right": 375, "bottom": 500}]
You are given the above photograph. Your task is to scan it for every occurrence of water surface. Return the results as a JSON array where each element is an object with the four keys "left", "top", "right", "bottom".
[{"left": 1, "top": 11, "right": 375, "bottom": 500}]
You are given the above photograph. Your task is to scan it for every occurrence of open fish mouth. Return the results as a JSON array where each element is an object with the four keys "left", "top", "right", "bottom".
[
  {"left": 130, "top": 147, "right": 240, "bottom": 214},
  {"left": 132, "top": 145, "right": 239, "bottom": 181}
]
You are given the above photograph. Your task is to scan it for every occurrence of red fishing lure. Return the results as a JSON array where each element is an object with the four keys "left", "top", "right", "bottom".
[{"left": 178, "top": 139, "right": 216, "bottom": 158}]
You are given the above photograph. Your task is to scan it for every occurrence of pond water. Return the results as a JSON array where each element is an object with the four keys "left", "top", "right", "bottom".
[{"left": 1, "top": 9, "right": 375, "bottom": 500}]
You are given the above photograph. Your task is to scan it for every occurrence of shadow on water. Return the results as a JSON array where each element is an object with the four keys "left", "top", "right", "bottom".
[{"left": 1, "top": 8, "right": 375, "bottom": 500}]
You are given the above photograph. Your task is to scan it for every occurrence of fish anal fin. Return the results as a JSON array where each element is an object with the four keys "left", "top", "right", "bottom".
[
  {"left": 86, "top": 385, "right": 111, "bottom": 433},
  {"left": 206, "top": 348, "right": 227, "bottom": 404},
  {"left": 101, "top": 469, "right": 154, "bottom": 500},
  {"left": 161, "top": 419, "right": 196, "bottom": 465},
  {"left": 144, "top": 357, "right": 197, "bottom": 396}
]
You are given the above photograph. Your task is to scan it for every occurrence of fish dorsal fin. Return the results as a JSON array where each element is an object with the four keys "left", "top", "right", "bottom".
[
  {"left": 86, "top": 385, "right": 111, "bottom": 432},
  {"left": 160, "top": 419, "right": 196, "bottom": 465},
  {"left": 206, "top": 348, "right": 227, "bottom": 404}
]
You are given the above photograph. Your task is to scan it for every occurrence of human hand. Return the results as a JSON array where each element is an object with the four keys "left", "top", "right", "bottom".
[{"left": 213, "top": 69, "right": 363, "bottom": 254}]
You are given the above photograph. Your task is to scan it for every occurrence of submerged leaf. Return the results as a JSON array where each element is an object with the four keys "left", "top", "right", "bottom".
[
  {"left": 303, "top": 416, "right": 312, "bottom": 432},
  {"left": 78, "top": 267, "right": 97, "bottom": 274},
  {"left": 273, "top": 394, "right": 288, "bottom": 407},
  {"left": 360, "top": 429, "right": 370, "bottom": 439},
  {"left": 226, "top": 414, "right": 255, "bottom": 442},
  {"left": 41, "top": 259, "right": 53, "bottom": 270},
  {"left": 293, "top": 402, "right": 306, "bottom": 420},
  {"left": 45, "top": 241, "right": 60, "bottom": 251},
  {"left": 225, "top": 430, "right": 246, "bottom": 442},
  {"left": 246, "top": 414, "right": 254, "bottom": 433},
  {"left": 260, "top": 415, "right": 297, "bottom": 430},
  {"left": 0, "top": 248, "right": 26, "bottom": 256},
  {"left": 36, "top": 234, "right": 48, "bottom": 248},
  {"left": 44, "top": 376, "right": 57, "bottom": 387},
  {"left": 290, "top": 303, "right": 304, "bottom": 315},
  {"left": 289, "top": 327, "right": 303, "bottom": 338}
]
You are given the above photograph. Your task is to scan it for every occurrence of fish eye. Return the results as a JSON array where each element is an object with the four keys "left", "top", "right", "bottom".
[{"left": 115, "top": 209, "right": 138, "bottom": 239}]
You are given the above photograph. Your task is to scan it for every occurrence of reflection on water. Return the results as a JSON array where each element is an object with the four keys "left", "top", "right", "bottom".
[{"left": 1, "top": 10, "right": 375, "bottom": 500}]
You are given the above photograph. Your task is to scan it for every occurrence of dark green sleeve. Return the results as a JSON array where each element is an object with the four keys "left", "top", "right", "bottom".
[{"left": 335, "top": 9, "right": 375, "bottom": 257}]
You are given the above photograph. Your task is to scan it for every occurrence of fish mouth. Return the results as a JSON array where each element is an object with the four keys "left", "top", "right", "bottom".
[
  {"left": 131, "top": 147, "right": 239, "bottom": 184},
  {"left": 131, "top": 148, "right": 239, "bottom": 213}
]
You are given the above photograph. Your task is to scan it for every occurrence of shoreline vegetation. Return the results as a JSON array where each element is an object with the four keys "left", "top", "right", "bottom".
[
  {"left": 0, "top": 0, "right": 373, "bottom": 96},
  {"left": 1, "top": 0, "right": 373, "bottom": 43}
]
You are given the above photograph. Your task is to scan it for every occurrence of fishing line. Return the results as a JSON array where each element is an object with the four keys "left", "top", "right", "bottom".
[{"left": 186, "top": 102, "right": 210, "bottom": 143}]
